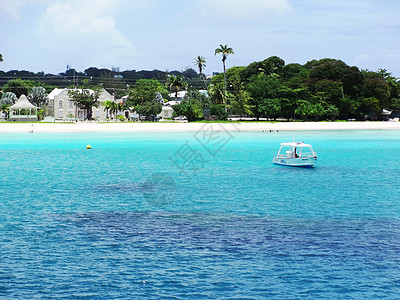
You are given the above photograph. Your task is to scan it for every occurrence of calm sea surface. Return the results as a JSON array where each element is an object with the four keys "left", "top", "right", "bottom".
[{"left": 1, "top": 128, "right": 400, "bottom": 299}]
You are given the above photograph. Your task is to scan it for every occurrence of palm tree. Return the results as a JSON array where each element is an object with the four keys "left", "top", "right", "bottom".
[
  {"left": 110, "top": 101, "right": 119, "bottom": 119},
  {"left": 167, "top": 75, "right": 188, "bottom": 99},
  {"left": 102, "top": 100, "right": 114, "bottom": 119},
  {"left": 215, "top": 44, "right": 234, "bottom": 112},
  {"left": 193, "top": 56, "right": 208, "bottom": 90}
]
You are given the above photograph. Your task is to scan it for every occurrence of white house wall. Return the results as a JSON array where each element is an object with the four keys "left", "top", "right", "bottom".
[{"left": 48, "top": 88, "right": 114, "bottom": 121}]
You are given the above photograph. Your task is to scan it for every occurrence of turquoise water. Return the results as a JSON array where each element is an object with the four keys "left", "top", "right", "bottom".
[{"left": 1, "top": 129, "right": 400, "bottom": 298}]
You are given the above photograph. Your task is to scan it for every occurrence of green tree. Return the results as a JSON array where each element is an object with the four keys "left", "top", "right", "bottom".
[
  {"left": 280, "top": 98, "right": 297, "bottom": 121},
  {"left": 0, "top": 91, "right": 17, "bottom": 104},
  {"left": 358, "top": 97, "right": 381, "bottom": 116},
  {"left": 378, "top": 71, "right": 399, "bottom": 108},
  {"left": 194, "top": 56, "right": 206, "bottom": 77},
  {"left": 215, "top": 44, "right": 234, "bottom": 112},
  {"left": 230, "top": 89, "right": 252, "bottom": 117},
  {"left": 228, "top": 74, "right": 253, "bottom": 117},
  {"left": 0, "top": 92, "right": 17, "bottom": 119},
  {"left": 3, "top": 79, "right": 34, "bottom": 98},
  {"left": 173, "top": 98, "right": 203, "bottom": 122},
  {"left": 389, "top": 98, "right": 400, "bottom": 111},
  {"left": 127, "top": 79, "right": 167, "bottom": 120},
  {"left": 166, "top": 75, "right": 188, "bottom": 99},
  {"left": 259, "top": 98, "right": 281, "bottom": 120},
  {"left": 325, "top": 104, "right": 339, "bottom": 120},
  {"left": 314, "top": 79, "right": 343, "bottom": 114},
  {"left": 377, "top": 68, "right": 391, "bottom": 78},
  {"left": 102, "top": 100, "right": 114, "bottom": 119},
  {"left": 340, "top": 96, "right": 359, "bottom": 119},
  {"left": 193, "top": 56, "right": 208, "bottom": 90},
  {"left": 309, "top": 103, "right": 326, "bottom": 121},
  {"left": 68, "top": 80, "right": 101, "bottom": 120},
  {"left": 185, "top": 89, "right": 211, "bottom": 115},
  {"left": 209, "top": 76, "right": 225, "bottom": 105},
  {"left": 0, "top": 54, "right": 3, "bottom": 62},
  {"left": 110, "top": 101, "right": 120, "bottom": 119},
  {"left": 295, "top": 100, "right": 313, "bottom": 121},
  {"left": 135, "top": 101, "right": 162, "bottom": 120},
  {"left": 247, "top": 74, "right": 280, "bottom": 120},
  {"left": 28, "top": 86, "right": 48, "bottom": 107},
  {"left": 294, "top": 100, "right": 325, "bottom": 121},
  {"left": 209, "top": 104, "right": 228, "bottom": 120},
  {"left": 362, "top": 78, "right": 390, "bottom": 109},
  {"left": 307, "top": 59, "right": 363, "bottom": 98},
  {"left": 241, "top": 56, "right": 285, "bottom": 80},
  {"left": 281, "top": 63, "right": 309, "bottom": 89}
]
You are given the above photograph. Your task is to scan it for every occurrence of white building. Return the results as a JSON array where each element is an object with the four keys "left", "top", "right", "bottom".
[
  {"left": 158, "top": 106, "right": 174, "bottom": 119},
  {"left": 48, "top": 88, "right": 114, "bottom": 121},
  {"left": 168, "top": 90, "right": 187, "bottom": 100},
  {"left": 168, "top": 89, "right": 208, "bottom": 101},
  {"left": 8, "top": 94, "right": 38, "bottom": 121}
]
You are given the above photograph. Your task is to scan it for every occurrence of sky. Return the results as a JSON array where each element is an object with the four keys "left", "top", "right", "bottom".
[{"left": 0, "top": 0, "right": 399, "bottom": 77}]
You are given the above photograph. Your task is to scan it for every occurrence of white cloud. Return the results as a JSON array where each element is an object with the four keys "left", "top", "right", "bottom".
[
  {"left": 196, "top": 0, "right": 292, "bottom": 20},
  {"left": 0, "top": 0, "right": 30, "bottom": 19},
  {"left": 0, "top": 0, "right": 53, "bottom": 20},
  {"left": 37, "top": 0, "right": 136, "bottom": 69}
]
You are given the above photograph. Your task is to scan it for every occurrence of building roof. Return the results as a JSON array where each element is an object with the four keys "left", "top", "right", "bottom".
[
  {"left": 165, "top": 100, "right": 180, "bottom": 106},
  {"left": 9, "top": 95, "right": 38, "bottom": 109},
  {"left": 168, "top": 90, "right": 187, "bottom": 99},
  {"left": 48, "top": 88, "right": 64, "bottom": 100},
  {"left": 162, "top": 106, "right": 173, "bottom": 111},
  {"left": 48, "top": 88, "right": 114, "bottom": 102}
]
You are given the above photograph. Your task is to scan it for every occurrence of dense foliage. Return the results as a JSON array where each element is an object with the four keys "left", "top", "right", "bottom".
[
  {"left": 67, "top": 80, "right": 102, "bottom": 120},
  {"left": 127, "top": 79, "right": 168, "bottom": 120},
  {"left": 207, "top": 57, "right": 400, "bottom": 120},
  {"left": 1, "top": 55, "right": 400, "bottom": 121},
  {"left": 28, "top": 86, "right": 48, "bottom": 107}
]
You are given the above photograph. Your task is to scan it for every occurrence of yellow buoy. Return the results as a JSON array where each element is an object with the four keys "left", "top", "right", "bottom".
[{"left": 86, "top": 145, "right": 92, "bottom": 149}]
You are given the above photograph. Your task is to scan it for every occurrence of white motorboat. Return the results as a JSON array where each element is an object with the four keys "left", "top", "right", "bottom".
[{"left": 272, "top": 141, "right": 317, "bottom": 168}]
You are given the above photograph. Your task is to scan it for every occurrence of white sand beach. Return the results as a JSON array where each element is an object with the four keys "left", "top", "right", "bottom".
[{"left": 1, "top": 121, "right": 400, "bottom": 133}]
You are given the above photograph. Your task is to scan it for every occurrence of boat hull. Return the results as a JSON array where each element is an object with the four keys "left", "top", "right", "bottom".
[{"left": 272, "top": 157, "right": 316, "bottom": 168}]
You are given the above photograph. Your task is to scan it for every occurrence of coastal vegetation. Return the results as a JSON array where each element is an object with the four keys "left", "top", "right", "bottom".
[
  {"left": 127, "top": 79, "right": 167, "bottom": 120},
  {"left": 67, "top": 80, "right": 102, "bottom": 121},
  {"left": 1, "top": 49, "right": 400, "bottom": 122},
  {"left": 214, "top": 44, "right": 235, "bottom": 112}
]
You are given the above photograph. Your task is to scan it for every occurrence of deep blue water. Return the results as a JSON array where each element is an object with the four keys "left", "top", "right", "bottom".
[{"left": 1, "top": 129, "right": 400, "bottom": 299}]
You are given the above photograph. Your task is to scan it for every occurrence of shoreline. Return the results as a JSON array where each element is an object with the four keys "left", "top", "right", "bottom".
[{"left": 1, "top": 121, "right": 400, "bottom": 133}]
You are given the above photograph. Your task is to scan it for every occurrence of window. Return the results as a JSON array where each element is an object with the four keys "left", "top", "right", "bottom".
[
  {"left": 69, "top": 101, "right": 73, "bottom": 109},
  {"left": 58, "top": 100, "right": 63, "bottom": 108}
]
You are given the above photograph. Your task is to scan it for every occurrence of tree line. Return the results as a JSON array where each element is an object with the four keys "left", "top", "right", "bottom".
[
  {"left": 174, "top": 50, "right": 400, "bottom": 121},
  {"left": 1, "top": 49, "right": 399, "bottom": 121}
]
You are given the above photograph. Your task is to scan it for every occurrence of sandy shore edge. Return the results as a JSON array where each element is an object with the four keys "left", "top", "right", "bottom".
[{"left": 1, "top": 121, "right": 400, "bottom": 133}]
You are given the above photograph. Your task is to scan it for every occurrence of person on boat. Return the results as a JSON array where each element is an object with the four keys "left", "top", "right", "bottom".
[{"left": 294, "top": 148, "right": 299, "bottom": 158}]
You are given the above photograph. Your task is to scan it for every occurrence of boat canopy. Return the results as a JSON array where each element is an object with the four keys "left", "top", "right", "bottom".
[{"left": 280, "top": 141, "right": 312, "bottom": 148}]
